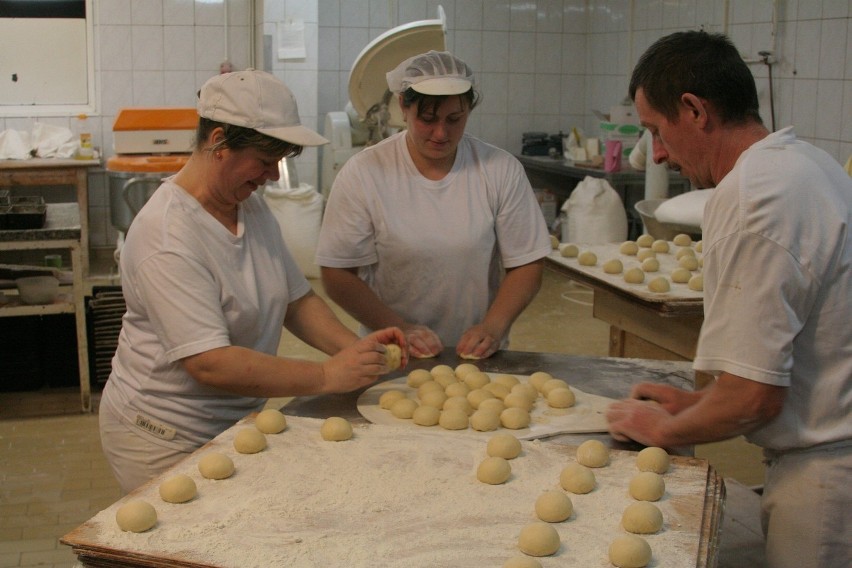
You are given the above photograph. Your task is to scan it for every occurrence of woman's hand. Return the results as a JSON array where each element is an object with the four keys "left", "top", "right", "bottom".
[
  {"left": 320, "top": 327, "right": 408, "bottom": 393},
  {"left": 400, "top": 324, "right": 443, "bottom": 359},
  {"left": 456, "top": 323, "right": 502, "bottom": 360}
]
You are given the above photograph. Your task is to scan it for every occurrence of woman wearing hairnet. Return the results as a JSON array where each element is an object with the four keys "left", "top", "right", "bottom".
[{"left": 316, "top": 51, "right": 551, "bottom": 360}]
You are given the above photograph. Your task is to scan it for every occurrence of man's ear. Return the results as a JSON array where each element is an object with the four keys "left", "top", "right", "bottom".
[{"left": 680, "top": 93, "right": 709, "bottom": 127}]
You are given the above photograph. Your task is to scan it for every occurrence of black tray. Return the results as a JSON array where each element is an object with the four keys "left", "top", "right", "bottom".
[{"left": 0, "top": 204, "right": 47, "bottom": 230}]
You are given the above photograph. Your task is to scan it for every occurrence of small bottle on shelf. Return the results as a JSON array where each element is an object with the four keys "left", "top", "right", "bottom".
[{"left": 74, "top": 114, "right": 94, "bottom": 160}]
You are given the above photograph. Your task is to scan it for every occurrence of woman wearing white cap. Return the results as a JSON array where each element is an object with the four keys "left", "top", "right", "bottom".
[
  {"left": 99, "top": 69, "right": 407, "bottom": 493},
  {"left": 317, "top": 51, "right": 551, "bottom": 360}
]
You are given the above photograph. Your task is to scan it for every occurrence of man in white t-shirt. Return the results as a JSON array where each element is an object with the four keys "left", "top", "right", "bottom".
[{"left": 606, "top": 31, "right": 851, "bottom": 568}]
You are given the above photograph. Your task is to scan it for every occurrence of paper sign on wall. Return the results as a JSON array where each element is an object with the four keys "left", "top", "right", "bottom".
[{"left": 277, "top": 19, "right": 306, "bottom": 60}]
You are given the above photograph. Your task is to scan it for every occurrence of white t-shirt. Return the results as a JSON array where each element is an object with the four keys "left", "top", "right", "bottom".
[
  {"left": 316, "top": 131, "right": 551, "bottom": 347},
  {"left": 694, "top": 127, "right": 852, "bottom": 451},
  {"left": 102, "top": 180, "right": 312, "bottom": 449}
]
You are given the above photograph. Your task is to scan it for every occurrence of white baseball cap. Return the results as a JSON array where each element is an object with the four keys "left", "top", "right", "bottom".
[
  {"left": 198, "top": 69, "right": 328, "bottom": 147},
  {"left": 386, "top": 51, "right": 475, "bottom": 96}
]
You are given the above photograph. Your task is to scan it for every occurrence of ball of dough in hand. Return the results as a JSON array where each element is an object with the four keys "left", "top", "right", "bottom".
[
  {"left": 560, "top": 243, "right": 579, "bottom": 258},
  {"left": 620, "top": 241, "right": 639, "bottom": 255},
  {"left": 255, "top": 408, "right": 288, "bottom": 434},
  {"left": 198, "top": 452, "right": 234, "bottom": 480},
  {"left": 412, "top": 404, "right": 440, "bottom": 426},
  {"left": 320, "top": 416, "right": 353, "bottom": 441},
  {"left": 636, "top": 447, "right": 670, "bottom": 473},
  {"left": 560, "top": 462, "right": 596, "bottom": 494},
  {"left": 503, "top": 556, "right": 542, "bottom": 568},
  {"left": 390, "top": 398, "right": 418, "bottom": 419},
  {"left": 603, "top": 258, "right": 624, "bottom": 274},
  {"left": 647, "top": 276, "right": 671, "bottom": 293},
  {"left": 470, "top": 408, "right": 501, "bottom": 431},
  {"left": 578, "top": 251, "right": 597, "bottom": 266},
  {"left": 535, "top": 490, "right": 573, "bottom": 522},
  {"left": 234, "top": 427, "right": 267, "bottom": 454},
  {"left": 629, "top": 471, "right": 666, "bottom": 501},
  {"left": 624, "top": 267, "right": 645, "bottom": 284},
  {"left": 379, "top": 389, "right": 407, "bottom": 410},
  {"left": 517, "top": 522, "right": 561, "bottom": 556},
  {"left": 439, "top": 408, "right": 469, "bottom": 430},
  {"left": 636, "top": 234, "right": 654, "bottom": 248},
  {"left": 576, "top": 439, "right": 610, "bottom": 467},
  {"left": 500, "top": 407, "right": 531, "bottom": 430},
  {"left": 547, "top": 387, "right": 576, "bottom": 408},
  {"left": 116, "top": 500, "right": 157, "bottom": 532},
  {"left": 621, "top": 501, "right": 664, "bottom": 534},
  {"left": 487, "top": 433, "right": 522, "bottom": 459},
  {"left": 383, "top": 343, "right": 402, "bottom": 371},
  {"left": 609, "top": 534, "right": 652, "bottom": 567},
  {"left": 158, "top": 474, "right": 197, "bottom": 504},
  {"left": 477, "top": 456, "right": 511, "bottom": 485}
]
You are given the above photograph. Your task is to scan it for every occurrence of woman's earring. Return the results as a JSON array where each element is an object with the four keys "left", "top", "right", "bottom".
[{"left": 214, "top": 151, "right": 222, "bottom": 160}]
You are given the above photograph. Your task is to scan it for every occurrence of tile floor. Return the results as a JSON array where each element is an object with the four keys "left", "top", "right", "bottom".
[{"left": 0, "top": 268, "right": 766, "bottom": 567}]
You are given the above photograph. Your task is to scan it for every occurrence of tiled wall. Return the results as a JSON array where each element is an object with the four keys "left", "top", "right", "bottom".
[{"left": 1, "top": 0, "right": 850, "bottom": 253}]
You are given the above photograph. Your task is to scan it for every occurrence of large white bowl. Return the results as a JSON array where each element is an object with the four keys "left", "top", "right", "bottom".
[{"left": 16, "top": 276, "right": 60, "bottom": 305}]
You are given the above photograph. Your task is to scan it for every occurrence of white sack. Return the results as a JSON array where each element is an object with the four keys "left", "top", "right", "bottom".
[
  {"left": 263, "top": 183, "right": 324, "bottom": 279},
  {"left": 654, "top": 189, "right": 714, "bottom": 228},
  {"left": 0, "top": 129, "right": 31, "bottom": 159},
  {"left": 561, "top": 176, "right": 627, "bottom": 244}
]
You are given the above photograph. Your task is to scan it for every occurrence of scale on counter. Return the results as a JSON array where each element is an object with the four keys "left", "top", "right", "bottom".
[{"left": 320, "top": 6, "right": 447, "bottom": 198}]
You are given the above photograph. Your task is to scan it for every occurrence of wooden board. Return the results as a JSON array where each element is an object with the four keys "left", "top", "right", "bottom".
[
  {"left": 62, "top": 415, "right": 723, "bottom": 568},
  {"left": 357, "top": 374, "right": 615, "bottom": 438}
]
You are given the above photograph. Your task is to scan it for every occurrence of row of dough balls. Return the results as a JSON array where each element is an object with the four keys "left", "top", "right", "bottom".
[
  {"left": 559, "top": 235, "right": 704, "bottom": 293},
  {"left": 114, "top": 409, "right": 353, "bottom": 533},
  {"left": 490, "top": 439, "right": 671, "bottom": 567},
  {"left": 380, "top": 365, "right": 577, "bottom": 432}
]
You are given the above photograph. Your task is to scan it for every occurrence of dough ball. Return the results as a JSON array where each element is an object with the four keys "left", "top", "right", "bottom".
[
  {"left": 320, "top": 416, "right": 353, "bottom": 441},
  {"left": 467, "top": 388, "right": 496, "bottom": 409},
  {"left": 672, "top": 233, "right": 692, "bottom": 246},
  {"left": 417, "top": 380, "right": 444, "bottom": 399},
  {"left": 255, "top": 408, "right": 288, "bottom": 434},
  {"left": 483, "top": 381, "right": 511, "bottom": 400},
  {"left": 678, "top": 255, "right": 699, "bottom": 271},
  {"left": 671, "top": 267, "right": 692, "bottom": 283},
  {"left": 503, "top": 556, "right": 542, "bottom": 568},
  {"left": 609, "top": 534, "right": 652, "bottom": 568},
  {"left": 234, "top": 428, "right": 267, "bottom": 454},
  {"left": 688, "top": 274, "right": 704, "bottom": 291},
  {"left": 390, "top": 398, "right": 418, "bottom": 419},
  {"left": 541, "top": 378, "right": 569, "bottom": 396},
  {"left": 406, "top": 368, "right": 433, "bottom": 388},
  {"left": 675, "top": 246, "right": 696, "bottom": 259},
  {"left": 493, "top": 374, "right": 521, "bottom": 389},
  {"left": 578, "top": 251, "right": 598, "bottom": 266},
  {"left": 621, "top": 501, "right": 664, "bottom": 534},
  {"left": 439, "top": 408, "right": 469, "bottom": 430},
  {"left": 487, "top": 433, "right": 522, "bottom": 459},
  {"left": 624, "top": 267, "right": 645, "bottom": 284},
  {"left": 651, "top": 239, "right": 670, "bottom": 253},
  {"left": 549, "top": 234, "right": 560, "bottom": 249},
  {"left": 641, "top": 258, "right": 660, "bottom": 272},
  {"left": 198, "top": 452, "right": 235, "bottom": 480},
  {"left": 115, "top": 500, "right": 157, "bottom": 533},
  {"left": 504, "top": 391, "right": 534, "bottom": 411},
  {"left": 443, "top": 395, "right": 473, "bottom": 415},
  {"left": 695, "top": 240, "right": 703, "bottom": 253},
  {"left": 560, "top": 243, "right": 579, "bottom": 258},
  {"left": 636, "top": 234, "right": 654, "bottom": 248},
  {"left": 535, "top": 489, "right": 573, "bottom": 522},
  {"left": 547, "top": 387, "right": 576, "bottom": 408},
  {"left": 459, "top": 352, "right": 482, "bottom": 360},
  {"left": 559, "top": 462, "right": 596, "bottom": 494},
  {"left": 500, "top": 407, "right": 531, "bottom": 430},
  {"left": 159, "top": 474, "right": 197, "bottom": 504},
  {"left": 517, "top": 522, "right": 560, "bottom": 557},
  {"left": 647, "top": 276, "right": 671, "bottom": 293},
  {"left": 430, "top": 364, "right": 455, "bottom": 377},
  {"left": 512, "top": 383, "right": 539, "bottom": 401},
  {"left": 463, "top": 371, "right": 491, "bottom": 390},
  {"left": 444, "top": 381, "right": 471, "bottom": 398},
  {"left": 454, "top": 363, "right": 480, "bottom": 379},
  {"left": 412, "top": 405, "right": 440, "bottom": 426},
  {"left": 620, "top": 240, "right": 639, "bottom": 255},
  {"left": 419, "top": 389, "right": 448, "bottom": 409},
  {"left": 636, "top": 248, "right": 656, "bottom": 262},
  {"left": 384, "top": 343, "right": 402, "bottom": 371},
  {"left": 528, "top": 371, "right": 554, "bottom": 392},
  {"left": 603, "top": 258, "right": 624, "bottom": 274},
  {"left": 470, "top": 408, "right": 502, "bottom": 431},
  {"left": 636, "top": 447, "right": 670, "bottom": 474},
  {"left": 433, "top": 372, "right": 459, "bottom": 388},
  {"left": 576, "top": 439, "right": 610, "bottom": 467},
  {"left": 478, "top": 397, "right": 507, "bottom": 415},
  {"left": 629, "top": 471, "right": 666, "bottom": 501},
  {"left": 477, "top": 456, "right": 511, "bottom": 485},
  {"left": 379, "top": 389, "right": 407, "bottom": 410}
]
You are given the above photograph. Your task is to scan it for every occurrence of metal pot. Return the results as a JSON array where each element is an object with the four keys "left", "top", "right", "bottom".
[{"left": 108, "top": 171, "right": 166, "bottom": 234}]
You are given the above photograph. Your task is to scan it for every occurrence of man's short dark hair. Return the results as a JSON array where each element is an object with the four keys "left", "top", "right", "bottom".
[{"left": 629, "top": 30, "right": 762, "bottom": 125}]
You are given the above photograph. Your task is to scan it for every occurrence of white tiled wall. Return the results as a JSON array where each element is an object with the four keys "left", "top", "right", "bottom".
[{"left": 1, "top": 0, "right": 850, "bottom": 252}]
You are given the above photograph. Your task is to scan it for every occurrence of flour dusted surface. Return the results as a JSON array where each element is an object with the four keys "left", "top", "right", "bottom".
[{"left": 71, "top": 415, "right": 710, "bottom": 567}]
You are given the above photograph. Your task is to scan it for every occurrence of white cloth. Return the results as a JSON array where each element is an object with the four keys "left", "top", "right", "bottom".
[
  {"left": 654, "top": 189, "right": 713, "bottom": 228},
  {"left": 102, "top": 179, "right": 312, "bottom": 450},
  {"left": 694, "top": 126, "right": 852, "bottom": 451},
  {"left": 316, "top": 131, "right": 551, "bottom": 347},
  {"left": 0, "top": 123, "right": 76, "bottom": 159}
]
